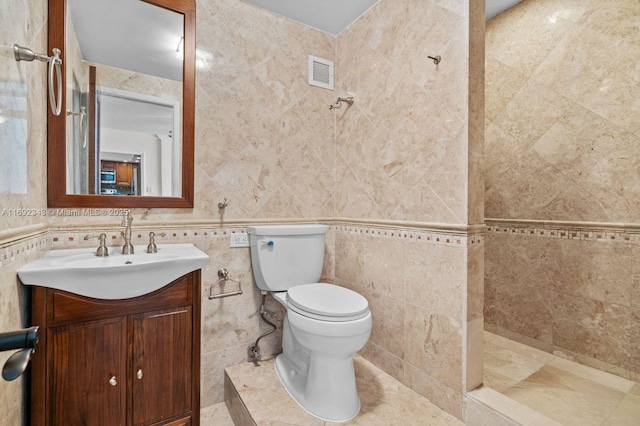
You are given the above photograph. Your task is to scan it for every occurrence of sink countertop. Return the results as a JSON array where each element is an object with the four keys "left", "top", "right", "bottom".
[{"left": 17, "top": 244, "right": 209, "bottom": 300}]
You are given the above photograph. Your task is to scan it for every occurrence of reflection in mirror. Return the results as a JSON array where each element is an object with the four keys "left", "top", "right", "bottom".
[
  {"left": 97, "top": 85, "right": 181, "bottom": 197},
  {"left": 65, "top": 0, "right": 183, "bottom": 197},
  {"left": 67, "top": 72, "right": 87, "bottom": 194}
]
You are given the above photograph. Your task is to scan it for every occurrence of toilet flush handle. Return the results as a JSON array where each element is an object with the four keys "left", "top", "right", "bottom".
[{"left": 262, "top": 240, "right": 274, "bottom": 247}]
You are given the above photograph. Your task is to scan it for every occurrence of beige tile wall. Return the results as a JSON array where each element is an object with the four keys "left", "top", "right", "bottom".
[
  {"left": 88, "top": 62, "right": 182, "bottom": 104},
  {"left": 336, "top": 0, "right": 472, "bottom": 223},
  {"left": 1, "top": 0, "right": 485, "bottom": 422},
  {"left": 485, "top": 223, "right": 640, "bottom": 380},
  {"left": 335, "top": 0, "right": 484, "bottom": 418},
  {"left": 334, "top": 225, "right": 484, "bottom": 418},
  {"left": 0, "top": 0, "right": 48, "bottom": 423},
  {"left": 484, "top": 0, "right": 640, "bottom": 379},
  {"left": 485, "top": 0, "right": 640, "bottom": 221},
  {"left": 0, "top": 0, "right": 48, "bottom": 233},
  {"left": 0, "top": 235, "right": 48, "bottom": 426}
]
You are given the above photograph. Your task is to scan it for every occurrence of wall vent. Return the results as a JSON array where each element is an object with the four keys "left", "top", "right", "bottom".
[{"left": 308, "top": 55, "right": 334, "bottom": 90}]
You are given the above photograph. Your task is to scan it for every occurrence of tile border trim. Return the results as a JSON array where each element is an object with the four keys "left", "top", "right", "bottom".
[
  {"left": 334, "top": 223, "right": 484, "bottom": 248},
  {"left": 0, "top": 223, "right": 48, "bottom": 248},
  {"left": 0, "top": 232, "right": 48, "bottom": 269},
  {"left": 486, "top": 218, "right": 640, "bottom": 244},
  {"left": 3, "top": 218, "right": 485, "bottom": 267},
  {"left": 46, "top": 217, "right": 485, "bottom": 235}
]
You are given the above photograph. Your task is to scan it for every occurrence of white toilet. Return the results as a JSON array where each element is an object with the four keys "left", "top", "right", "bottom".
[{"left": 247, "top": 224, "right": 372, "bottom": 422}]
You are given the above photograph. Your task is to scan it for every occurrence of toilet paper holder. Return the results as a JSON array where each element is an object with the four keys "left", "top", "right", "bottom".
[{"left": 208, "top": 268, "right": 243, "bottom": 299}]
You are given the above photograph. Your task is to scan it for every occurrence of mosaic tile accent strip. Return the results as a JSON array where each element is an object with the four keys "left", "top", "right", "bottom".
[
  {"left": 48, "top": 227, "right": 252, "bottom": 249},
  {"left": 4, "top": 221, "right": 485, "bottom": 267},
  {"left": 486, "top": 221, "right": 640, "bottom": 245},
  {"left": 3, "top": 226, "right": 253, "bottom": 266},
  {"left": 334, "top": 224, "right": 483, "bottom": 248},
  {"left": 0, "top": 233, "right": 48, "bottom": 269}
]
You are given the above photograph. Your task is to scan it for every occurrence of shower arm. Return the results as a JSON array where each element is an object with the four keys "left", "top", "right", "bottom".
[{"left": 329, "top": 96, "right": 355, "bottom": 110}]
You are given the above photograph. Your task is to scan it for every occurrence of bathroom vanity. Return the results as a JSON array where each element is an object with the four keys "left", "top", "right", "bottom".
[{"left": 28, "top": 270, "right": 202, "bottom": 426}]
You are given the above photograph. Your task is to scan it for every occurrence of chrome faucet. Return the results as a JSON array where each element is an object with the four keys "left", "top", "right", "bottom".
[{"left": 120, "top": 211, "right": 134, "bottom": 254}]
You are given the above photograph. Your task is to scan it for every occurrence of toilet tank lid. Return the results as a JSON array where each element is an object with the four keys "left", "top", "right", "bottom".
[{"left": 247, "top": 224, "right": 328, "bottom": 236}]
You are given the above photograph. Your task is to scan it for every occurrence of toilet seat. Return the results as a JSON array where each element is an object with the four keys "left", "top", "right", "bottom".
[{"left": 285, "top": 283, "right": 369, "bottom": 322}]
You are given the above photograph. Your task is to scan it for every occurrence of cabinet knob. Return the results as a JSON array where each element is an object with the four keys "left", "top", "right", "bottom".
[
  {"left": 137, "top": 369, "right": 143, "bottom": 380},
  {"left": 109, "top": 376, "right": 117, "bottom": 386}
]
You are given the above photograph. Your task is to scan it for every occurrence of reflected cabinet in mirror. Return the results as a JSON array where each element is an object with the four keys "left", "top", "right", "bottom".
[{"left": 48, "top": 0, "right": 195, "bottom": 207}]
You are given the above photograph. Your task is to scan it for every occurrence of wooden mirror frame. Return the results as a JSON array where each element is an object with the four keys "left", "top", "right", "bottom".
[{"left": 47, "top": 0, "right": 195, "bottom": 208}]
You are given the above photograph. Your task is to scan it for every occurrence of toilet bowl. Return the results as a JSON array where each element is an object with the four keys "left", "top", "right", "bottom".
[{"left": 247, "top": 225, "right": 372, "bottom": 422}]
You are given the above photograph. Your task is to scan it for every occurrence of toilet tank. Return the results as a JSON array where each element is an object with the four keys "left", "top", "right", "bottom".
[{"left": 247, "top": 224, "right": 329, "bottom": 292}]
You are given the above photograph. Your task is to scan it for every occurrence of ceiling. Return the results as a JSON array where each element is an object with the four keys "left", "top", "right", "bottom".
[
  {"left": 486, "top": 0, "right": 523, "bottom": 20},
  {"left": 245, "top": 0, "right": 523, "bottom": 34},
  {"left": 244, "top": 0, "right": 379, "bottom": 35},
  {"left": 99, "top": 93, "right": 175, "bottom": 137}
]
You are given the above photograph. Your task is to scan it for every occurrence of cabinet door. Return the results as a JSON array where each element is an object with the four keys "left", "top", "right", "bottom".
[
  {"left": 131, "top": 307, "right": 192, "bottom": 426},
  {"left": 50, "top": 317, "right": 127, "bottom": 426},
  {"left": 116, "top": 162, "right": 133, "bottom": 186}
]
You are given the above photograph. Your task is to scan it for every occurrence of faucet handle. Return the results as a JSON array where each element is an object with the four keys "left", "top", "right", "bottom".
[
  {"left": 85, "top": 233, "right": 109, "bottom": 257},
  {"left": 146, "top": 232, "right": 166, "bottom": 253}
]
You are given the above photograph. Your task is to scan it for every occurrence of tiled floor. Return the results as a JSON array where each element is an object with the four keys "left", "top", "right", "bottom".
[
  {"left": 219, "top": 355, "right": 462, "bottom": 425},
  {"left": 202, "top": 402, "right": 235, "bottom": 425},
  {"left": 483, "top": 331, "right": 640, "bottom": 426},
  {"left": 203, "top": 332, "right": 640, "bottom": 425}
]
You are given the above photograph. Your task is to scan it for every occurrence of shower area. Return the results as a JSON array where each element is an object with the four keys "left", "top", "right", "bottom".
[{"left": 481, "top": 0, "right": 640, "bottom": 424}]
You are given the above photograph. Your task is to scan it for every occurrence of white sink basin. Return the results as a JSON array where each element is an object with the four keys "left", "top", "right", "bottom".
[{"left": 18, "top": 244, "right": 209, "bottom": 299}]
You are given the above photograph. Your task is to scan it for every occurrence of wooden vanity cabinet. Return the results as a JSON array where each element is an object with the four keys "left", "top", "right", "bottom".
[{"left": 30, "top": 271, "right": 201, "bottom": 426}]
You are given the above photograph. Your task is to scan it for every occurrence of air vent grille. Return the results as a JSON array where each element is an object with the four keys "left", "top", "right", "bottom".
[{"left": 308, "top": 55, "right": 334, "bottom": 90}]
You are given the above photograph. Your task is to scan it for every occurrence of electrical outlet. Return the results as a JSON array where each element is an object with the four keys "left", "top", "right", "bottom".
[{"left": 230, "top": 232, "right": 249, "bottom": 248}]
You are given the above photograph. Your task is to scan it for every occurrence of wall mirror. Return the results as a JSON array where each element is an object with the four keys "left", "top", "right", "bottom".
[{"left": 48, "top": 0, "right": 195, "bottom": 207}]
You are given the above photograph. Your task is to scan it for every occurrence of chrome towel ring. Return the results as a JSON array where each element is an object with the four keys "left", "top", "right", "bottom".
[{"left": 13, "top": 44, "right": 63, "bottom": 116}]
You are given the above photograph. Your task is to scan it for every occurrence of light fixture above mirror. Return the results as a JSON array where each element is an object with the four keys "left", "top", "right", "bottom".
[{"left": 47, "top": 0, "right": 195, "bottom": 208}]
